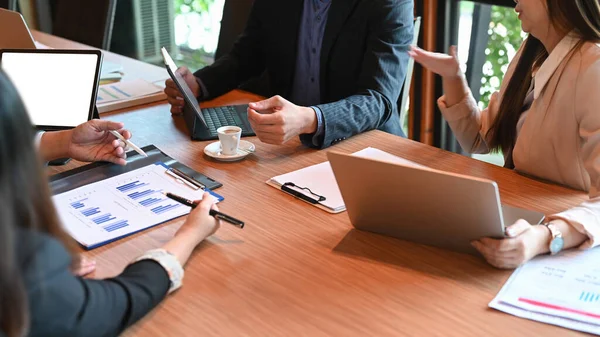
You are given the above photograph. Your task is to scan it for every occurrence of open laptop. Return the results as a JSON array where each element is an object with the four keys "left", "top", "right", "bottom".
[
  {"left": 161, "top": 47, "right": 254, "bottom": 140},
  {"left": 327, "top": 152, "right": 545, "bottom": 255},
  {"left": 0, "top": 8, "right": 36, "bottom": 49}
]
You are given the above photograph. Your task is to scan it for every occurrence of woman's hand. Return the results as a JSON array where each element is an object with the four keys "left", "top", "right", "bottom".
[
  {"left": 176, "top": 193, "right": 221, "bottom": 244},
  {"left": 163, "top": 192, "right": 221, "bottom": 266},
  {"left": 408, "top": 45, "right": 463, "bottom": 79},
  {"left": 409, "top": 45, "right": 470, "bottom": 107},
  {"left": 471, "top": 219, "right": 550, "bottom": 269},
  {"left": 71, "top": 255, "right": 96, "bottom": 277}
]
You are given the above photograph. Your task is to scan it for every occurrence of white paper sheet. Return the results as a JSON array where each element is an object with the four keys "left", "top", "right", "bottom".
[
  {"left": 100, "top": 60, "right": 123, "bottom": 76},
  {"left": 96, "top": 79, "right": 162, "bottom": 104},
  {"left": 53, "top": 163, "right": 219, "bottom": 248},
  {"left": 268, "top": 147, "right": 423, "bottom": 212},
  {"left": 490, "top": 248, "right": 600, "bottom": 334}
]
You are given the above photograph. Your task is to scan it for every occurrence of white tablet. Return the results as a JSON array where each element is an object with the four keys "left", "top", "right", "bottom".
[{"left": 0, "top": 49, "right": 102, "bottom": 130}]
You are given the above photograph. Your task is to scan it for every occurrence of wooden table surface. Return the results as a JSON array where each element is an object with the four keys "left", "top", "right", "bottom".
[{"left": 40, "top": 34, "right": 589, "bottom": 336}]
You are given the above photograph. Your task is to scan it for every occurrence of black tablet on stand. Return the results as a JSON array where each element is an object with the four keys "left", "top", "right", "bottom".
[{"left": 0, "top": 49, "right": 103, "bottom": 165}]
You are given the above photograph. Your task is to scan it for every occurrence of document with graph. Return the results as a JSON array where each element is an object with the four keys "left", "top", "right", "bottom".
[
  {"left": 52, "top": 162, "right": 223, "bottom": 249},
  {"left": 489, "top": 248, "right": 600, "bottom": 334}
]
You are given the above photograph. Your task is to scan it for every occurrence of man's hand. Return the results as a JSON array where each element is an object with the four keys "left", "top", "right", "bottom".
[
  {"left": 164, "top": 66, "right": 200, "bottom": 115},
  {"left": 247, "top": 95, "right": 317, "bottom": 145},
  {"left": 68, "top": 120, "right": 132, "bottom": 165}
]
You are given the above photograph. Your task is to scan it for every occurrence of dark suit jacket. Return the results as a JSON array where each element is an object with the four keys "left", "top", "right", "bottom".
[
  {"left": 195, "top": 0, "right": 414, "bottom": 148},
  {"left": 18, "top": 230, "right": 169, "bottom": 337}
]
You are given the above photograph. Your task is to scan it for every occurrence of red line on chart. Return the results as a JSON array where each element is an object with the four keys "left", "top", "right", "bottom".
[{"left": 518, "top": 298, "right": 600, "bottom": 319}]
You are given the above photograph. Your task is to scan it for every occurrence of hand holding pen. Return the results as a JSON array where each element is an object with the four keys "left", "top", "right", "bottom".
[
  {"left": 169, "top": 192, "right": 223, "bottom": 248},
  {"left": 163, "top": 192, "right": 245, "bottom": 228}
]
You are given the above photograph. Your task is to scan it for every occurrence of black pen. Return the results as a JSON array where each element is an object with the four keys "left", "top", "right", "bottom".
[{"left": 162, "top": 192, "right": 245, "bottom": 228}]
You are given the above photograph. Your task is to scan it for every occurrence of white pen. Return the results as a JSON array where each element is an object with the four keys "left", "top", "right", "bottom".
[{"left": 109, "top": 130, "right": 148, "bottom": 157}]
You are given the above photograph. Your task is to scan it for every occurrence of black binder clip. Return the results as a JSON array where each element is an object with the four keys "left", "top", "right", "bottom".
[{"left": 281, "top": 182, "right": 326, "bottom": 204}]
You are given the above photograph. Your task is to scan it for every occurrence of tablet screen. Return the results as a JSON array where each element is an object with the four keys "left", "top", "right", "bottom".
[
  {"left": 161, "top": 47, "right": 208, "bottom": 128},
  {"left": 0, "top": 50, "right": 101, "bottom": 129}
]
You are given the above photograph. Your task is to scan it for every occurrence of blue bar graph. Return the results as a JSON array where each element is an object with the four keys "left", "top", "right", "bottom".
[
  {"left": 92, "top": 213, "right": 116, "bottom": 225},
  {"left": 104, "top": 220, "right": 129, "bottom": 232},
  {"left": 579, "top": 291, "right": 600, "bottom": 303},
  {"left": 151, "top": 203, "right": 181, "bottom": 215},
  {"left": 116, "top": 181, "right": 149, "bottom": 193},
  {"left": 70, "top": 198, "right": 88, "bottom": 209},
  {"left": 81, "top": 207, "right": 101, "bottom": 217},
  {"left": 127, "top": 189, "right": 158, "bottom": 200},
  {"left": 140, "top": 197, "right": 164, "bottom": 207}
]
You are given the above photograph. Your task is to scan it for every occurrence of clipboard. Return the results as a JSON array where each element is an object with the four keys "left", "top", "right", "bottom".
[
  {"left": 49, "top": 145, "right": 224, "bottom": 249},
  {"left": 266, "top": 147, "right": 425, "bottom": 214},
  {"left": 50, "top": 145, "right": 222, "bottom": 195}
]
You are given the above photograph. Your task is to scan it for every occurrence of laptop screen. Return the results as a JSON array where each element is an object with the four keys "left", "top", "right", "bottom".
[{"left": 0, "top": 49, "right": 102, "bottom": 130}]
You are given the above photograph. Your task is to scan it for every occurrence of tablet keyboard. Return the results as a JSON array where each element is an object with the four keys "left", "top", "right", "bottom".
[{"left": 203, "top": 106, "right": 250, "bottom": 136}]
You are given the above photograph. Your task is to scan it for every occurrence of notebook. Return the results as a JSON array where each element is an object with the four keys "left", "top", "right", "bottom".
[{"left": 266, "top": 147, "right": 423, "bottom": 213}]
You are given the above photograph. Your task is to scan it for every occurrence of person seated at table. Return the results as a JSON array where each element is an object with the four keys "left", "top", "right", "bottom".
[
  {"left": 410, "top": 0, "right": 600, "bottom": 269},
  {"left": 164, "top": 0, "right": 414, "bottom": 149},
  {"left": 0, "top": 70, "right": 221, "bottom": 337},
  {"left": 36, "top": 118, "right": 135, "bottom": 275}
]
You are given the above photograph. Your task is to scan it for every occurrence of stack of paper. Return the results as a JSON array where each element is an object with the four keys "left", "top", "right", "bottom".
[
  {"left": 490, "top": 249, "right": 600, "bottom": 334},
  {"left": 96, "top": 78, "right": 166, "bottom": 113},
  {"left": 266, "top": 147, "right": 423, "bottom": 213},
  {"left": 100, "top": 60, "right": 124, "bottom": 82}
]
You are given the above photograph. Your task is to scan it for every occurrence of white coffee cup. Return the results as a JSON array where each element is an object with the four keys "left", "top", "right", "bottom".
[{"left": 217, "top": 126, "right": 242, "bottom": 155}]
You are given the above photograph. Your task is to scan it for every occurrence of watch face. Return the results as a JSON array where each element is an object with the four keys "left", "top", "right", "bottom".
[{"left": 550, "top": 237, "right": 564, "bottom": 255}]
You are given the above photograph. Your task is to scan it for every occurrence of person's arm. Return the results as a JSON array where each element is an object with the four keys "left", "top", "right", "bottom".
[
  {"left": 471, "top": 60, "right": 600, "bottom": 269},
  {"left": 410, "top": 37, "right": 526, "bottom": 155},
  {"left": 542, "top": 59, "right": 600, "bottom": 249},
  {"left": 25, "top": 194, "right": 220, "bottom": 336},
  {"left": 193, "top": 0, "right": 266, "bottom": 100},
  {"left": 38, "top": 129, "right": 72, "bottom": 161},
  {"left": 26, "top": 237, "right": 171, "bottom": 337},
  {"left": 38, "top": 120, "right": 131, "bottom": 165},
  {"left": 297, "top": 0, "right": 413, "bottom": 149}
]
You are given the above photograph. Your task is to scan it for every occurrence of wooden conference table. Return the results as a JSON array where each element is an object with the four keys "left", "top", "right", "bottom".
[{"left": 36, "top": 32, "right": 589, "bottom": 336}]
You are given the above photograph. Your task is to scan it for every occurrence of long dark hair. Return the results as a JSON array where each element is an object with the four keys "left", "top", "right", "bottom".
[
  {"left": 0, "top": 71, "right": 75, "bottom": 336},
  {"left": 487, "top": 0, "right": 600, "bottom": 153}
]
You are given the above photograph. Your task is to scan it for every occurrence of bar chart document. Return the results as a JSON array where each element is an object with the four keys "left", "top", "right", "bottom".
[
  {"left": 489, "top": 248, "right": 600, "bottom": 334},
  {"left": 53, "top": 162, "right": 223, "bottom": 248}
]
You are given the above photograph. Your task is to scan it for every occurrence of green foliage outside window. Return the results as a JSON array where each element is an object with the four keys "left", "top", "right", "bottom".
[
  {"left": 174, "top": 0, "right": 214, "bottom": 15},
  {"left": 479, "top": 5, "right": 525, "bottom": 109},
  {"left": 174, "top": 0, "right": 217, "bottom": 70}
]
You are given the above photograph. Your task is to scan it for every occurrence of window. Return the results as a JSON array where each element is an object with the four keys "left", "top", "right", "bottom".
[
  {"left": 173, "top": 0, "right": 224, "bottom": 69},
  {"left": 456, "top": 1, "right": 524, "bottom": 165}
]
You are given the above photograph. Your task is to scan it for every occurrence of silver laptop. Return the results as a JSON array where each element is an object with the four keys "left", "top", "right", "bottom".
[
  {"left": 327, "top": 151, "right": 545, "bottom": 255},
  {"left": 0, "top": 8, "right": 36, "bottom": 49}
]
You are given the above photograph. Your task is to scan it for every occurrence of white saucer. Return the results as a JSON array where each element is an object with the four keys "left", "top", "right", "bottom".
[{"left": 204, "top": 140, "right": 255, "bottom": 162}]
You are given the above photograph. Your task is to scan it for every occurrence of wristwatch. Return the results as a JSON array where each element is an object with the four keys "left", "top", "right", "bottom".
[{"left": 543, "top": 222, "right": 564, "bottom": 255}]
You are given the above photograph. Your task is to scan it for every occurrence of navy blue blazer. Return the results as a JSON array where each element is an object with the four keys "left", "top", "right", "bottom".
[{"left": 195, "top": 0, "right": 414, "bottom": 148}]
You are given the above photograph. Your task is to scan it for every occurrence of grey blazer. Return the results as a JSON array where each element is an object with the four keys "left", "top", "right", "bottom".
[{"left": 195, "top": 0, "right": 414, "bottom": 148}]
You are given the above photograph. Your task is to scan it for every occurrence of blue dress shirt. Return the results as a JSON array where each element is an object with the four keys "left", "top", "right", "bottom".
[{"left": 290, "top": 0, "right": 332, "bottom": 146}]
